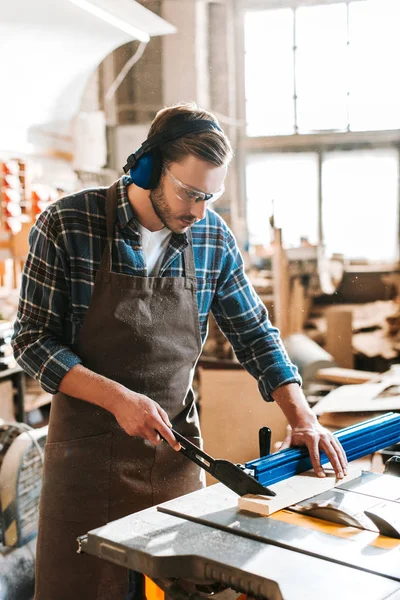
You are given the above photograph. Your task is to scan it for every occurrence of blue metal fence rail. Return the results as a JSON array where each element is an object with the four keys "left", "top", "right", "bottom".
[{"left": 246, "top": 412, "right": 400, "bottom": 486}]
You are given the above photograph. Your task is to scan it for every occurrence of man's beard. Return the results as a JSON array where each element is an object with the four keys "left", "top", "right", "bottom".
[
  {"left": 149, "top": 185, "right": 196, "bottom": 233},
  {"left": 149, "top": 185, "right": 173, "bottom": 230}
]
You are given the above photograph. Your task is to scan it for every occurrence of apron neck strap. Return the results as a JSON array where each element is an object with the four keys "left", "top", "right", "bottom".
[
  {"left": 106, "top": 180, "right": 120, "bottom": 241},
  {"left": 183, "top": 228, "right": 196, "bottom": 279},
  {"left": 104, "top": 179, "right": 196, "bottom": 280},
  {"left": 102, "top": 180, "right": 119, "bottom": 282}
]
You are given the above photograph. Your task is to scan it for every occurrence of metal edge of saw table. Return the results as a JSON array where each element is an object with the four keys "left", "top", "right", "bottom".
[
  {"left": 78, "top": 500, "right": 400, "bottom": 600},
  {"left": 155, "top": 475, "right": 400, "bottom": 583},
  {"left": 79, "top": 473, "right": 400, "bottom": 600}
]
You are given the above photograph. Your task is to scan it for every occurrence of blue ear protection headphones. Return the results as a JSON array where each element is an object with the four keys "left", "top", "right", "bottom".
[{"left": 123, "top": 120, "right": 223, "bottom": 190}]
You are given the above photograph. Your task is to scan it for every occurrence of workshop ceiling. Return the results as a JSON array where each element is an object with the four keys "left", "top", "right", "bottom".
[{"left": 0, "top": 0, "right": 175, "bottom": 154}]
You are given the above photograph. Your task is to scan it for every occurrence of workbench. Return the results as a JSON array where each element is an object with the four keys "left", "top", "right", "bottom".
[{"left": 79, "top": 471, "right": 400, "bottom": 600}]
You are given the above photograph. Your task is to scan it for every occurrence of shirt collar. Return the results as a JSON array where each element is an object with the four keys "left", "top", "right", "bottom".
[{"left": 117, "top": 176, "right": 137, "bottom": 230}]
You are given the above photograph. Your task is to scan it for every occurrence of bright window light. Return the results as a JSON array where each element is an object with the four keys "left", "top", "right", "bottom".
[
  {"left": 244, "top": 0, "right": 400, "bottom": 135},
  {"left": 349, "top": 0, "right": 400, "bottom": 131},
  {"left": 296, "top": 3, "right": 348, "bottom": 132},
  {"left": 246, "top": 153, "right": 319, "bottom": 247},
  {"left": 244, "top": 9, "right": 295, "bottom": 137},
  {"left": 322, "top": 149, "right": 399, "bottom": 261}
]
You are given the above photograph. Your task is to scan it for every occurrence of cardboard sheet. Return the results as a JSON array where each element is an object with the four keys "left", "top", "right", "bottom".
[{"left": 313, "top": 376, "right": 400, "bottom": 415}]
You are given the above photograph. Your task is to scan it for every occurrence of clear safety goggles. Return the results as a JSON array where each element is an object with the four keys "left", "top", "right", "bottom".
[{"left": 165, "top": 167, "right": 225, "bottom": 204}]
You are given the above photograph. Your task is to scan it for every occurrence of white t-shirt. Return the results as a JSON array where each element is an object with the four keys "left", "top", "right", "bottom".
[{"left": 137, "top": 223, "right": 172, "bottom": 276}]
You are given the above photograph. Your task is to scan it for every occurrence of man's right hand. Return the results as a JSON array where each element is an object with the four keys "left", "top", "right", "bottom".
[
  {"left": 58, "top": 365, "right": 180, "bottom": 451},
  {"left": 113, "top": 390, "right": 181, "bottom": 451}
]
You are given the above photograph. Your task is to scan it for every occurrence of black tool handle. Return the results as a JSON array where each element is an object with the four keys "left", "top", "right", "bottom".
[
  {"left": 170, "top": 429, "right": 217, "bottom": 475},
  {"left": 259, "top": 427, "right": 271, "bottom": 458}
]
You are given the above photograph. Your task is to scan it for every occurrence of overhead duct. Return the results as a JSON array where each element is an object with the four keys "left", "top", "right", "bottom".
[
  {"left": 0, "top": 0, "right": 176, "bottom": 156},
  {"left": 283, "top": 333, "right": 336, "bottom": 386}
]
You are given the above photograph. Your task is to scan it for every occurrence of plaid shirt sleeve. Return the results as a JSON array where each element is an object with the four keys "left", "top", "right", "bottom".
[
  {"left": 11, "top": 206, "right": 82, "bottom": 394},
  {"left": 211, "top": 224, "right": 302, "bottom": 401}
]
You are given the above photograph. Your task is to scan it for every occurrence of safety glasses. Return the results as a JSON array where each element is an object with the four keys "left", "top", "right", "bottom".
[{"left": 165, "top": 167, "right": 225, "bottom": 204}]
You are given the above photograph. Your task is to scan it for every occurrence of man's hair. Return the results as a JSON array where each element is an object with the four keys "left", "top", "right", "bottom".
[{"left": 148, "top": 102, "right": 233, "bottom": 168}]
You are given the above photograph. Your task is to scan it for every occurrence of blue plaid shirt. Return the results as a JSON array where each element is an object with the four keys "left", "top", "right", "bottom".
[{"left": 12, "top": 177, "right": 301, "bottom": 396}]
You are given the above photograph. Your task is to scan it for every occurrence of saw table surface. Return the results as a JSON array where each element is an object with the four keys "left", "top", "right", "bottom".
[{"left": 80, "top": 472, "right": 400, "bottom": 600}]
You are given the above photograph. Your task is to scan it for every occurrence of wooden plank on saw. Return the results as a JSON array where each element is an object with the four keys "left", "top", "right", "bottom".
[{"left": 238, "top": 465, "right": 362, "bottom": 516}]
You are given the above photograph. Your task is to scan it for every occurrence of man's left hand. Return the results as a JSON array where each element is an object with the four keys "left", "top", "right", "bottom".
[{"left": 279, "top": 422, "right": 348, "bottom": 478}]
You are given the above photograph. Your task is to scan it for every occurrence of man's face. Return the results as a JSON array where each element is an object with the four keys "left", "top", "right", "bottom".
[{"left": 150, "top": 155, "right": 227, "bottom": 234}]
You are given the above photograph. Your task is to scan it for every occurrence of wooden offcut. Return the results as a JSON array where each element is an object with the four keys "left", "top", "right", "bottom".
[
  {"left": 326, "top": 308, "right": 354, "bottom": 369},
  {"left": 0, "top": 380, "right": 15, "bottom": 422},
  {"left": 272, "top": 228, "right": 290, "bottom": 338},
  {"left": 316, "top": 367, "right": 377, "bottom": 385},
  {"left": 288, "top": 277, "right": 308, "bottom": 334},
  {"left": 238, "top": 465, "right": 362, "bottom": 516}
]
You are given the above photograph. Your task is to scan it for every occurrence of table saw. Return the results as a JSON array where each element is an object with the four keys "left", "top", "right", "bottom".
[
  {"left": 78, "top": 471, "right": 400, "bottom": 600},
  {"left": 79, "top": 415, "right": 400, "bottom": 600}
]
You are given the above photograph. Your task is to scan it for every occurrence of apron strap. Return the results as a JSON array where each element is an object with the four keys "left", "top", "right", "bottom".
[
  {"left": 183, "top": 228, "right": 196, "bottom": 280},
  {"left": 106, "top": 180, "right": 120, "bottom": 240},
  {"left": 99, "top": 180, "right": 120, "bottom": 283},
  {"left": 101, "top": 178, "right": 197, "bottom": 282}
]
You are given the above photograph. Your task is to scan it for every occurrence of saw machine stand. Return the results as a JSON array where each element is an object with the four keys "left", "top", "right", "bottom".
[{"left": 147, "top": 577, "right": 244, "bottom": 600}]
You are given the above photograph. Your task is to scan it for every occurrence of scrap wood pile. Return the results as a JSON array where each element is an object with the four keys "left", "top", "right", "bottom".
[{"left": 305, "top": 300, "right": 400, "bottom": 361}]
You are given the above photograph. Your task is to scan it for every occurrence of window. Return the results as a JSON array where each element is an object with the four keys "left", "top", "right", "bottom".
[
  {"left": 246, "top": 153, "right": 319, "bottom": 247},
  {"left": 322, "top": 149, "right": 399, "bottom": 261},
  {"left": 348, "top": 0, "right": 400, "bottom": 131},
  {"left": 244, "top": 0, "right": 400, "bottom": 135},
  {"left": 244, "top": 9, "right": 295, "bottom": 136},
  {"left": 246, "top": 149, "right": 399, "bottom": 261},
  {"left": 296, "top": 3, "right": 348, "bottom": 132},
  {"left": 243, "top": 1, "right": 400, "bottom": 263}
]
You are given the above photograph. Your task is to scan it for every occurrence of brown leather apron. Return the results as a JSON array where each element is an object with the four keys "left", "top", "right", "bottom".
[{"left": 34, "top": 181, "right": 204, "bottom": 600}]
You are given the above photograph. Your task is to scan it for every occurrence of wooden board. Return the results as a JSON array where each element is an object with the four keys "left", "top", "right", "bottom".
[
  {"left": 11, "top": 220, "right": 32, "bottom": 259},
  {"left": 272, "top": 228, "right": 290, "bottom": 338},
  {"left": 238, "top": 465, "right": 362, "bottom": 516},
  {"left": 316, "top": 367, "right": 377, "bottom": 385},
  {"left": 0, "top": 380, "right": 15, "bottom": 422},
  {"left": 318, "top": 411, "right": 384, "bottom": 431},
  {"left": 288, "top": 277, "right": 307, "bottom": 334},
  {"left": 326, "top": 308, "right": 354, "bottom": 369}
]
